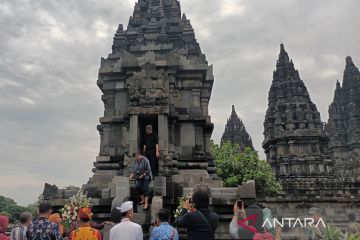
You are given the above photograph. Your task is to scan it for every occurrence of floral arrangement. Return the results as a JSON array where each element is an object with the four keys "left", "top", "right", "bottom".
[
  {"left": 174, "top": 194, "right": 196, "bottom": 220},
  {"left": 60, "top": 189, "right": 92, "bottom": 230}
]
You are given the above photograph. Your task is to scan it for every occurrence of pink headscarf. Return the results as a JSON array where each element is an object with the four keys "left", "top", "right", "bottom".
[{"left": 0, "top": 215, "right": 9, "bottom": 240}]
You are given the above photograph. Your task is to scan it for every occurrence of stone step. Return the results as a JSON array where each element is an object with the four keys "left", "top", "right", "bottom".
[{"left": 94, "top": 162, "right": 121, "bottom": 170}]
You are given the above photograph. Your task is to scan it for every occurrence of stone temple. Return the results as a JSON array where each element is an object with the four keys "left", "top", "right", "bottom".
[
  {"left": 89, "top": 0, "right": 217, "bottom": 190},
  {"left": 44, "top": 0, "right": 255, "bottom": 239},
  {"left": 327, "top": 56, "right": 360, "bottom": 183},
  {"left": 263, "top": 44, "right": 335, "bottom": 195},
  {"left": 221, "top": 105, "right": 254, "bottom": 151}
]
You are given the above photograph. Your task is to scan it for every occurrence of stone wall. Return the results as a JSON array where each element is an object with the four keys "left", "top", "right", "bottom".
[{"left": 260, "top": 197, "right": 360, "bottom": 240}]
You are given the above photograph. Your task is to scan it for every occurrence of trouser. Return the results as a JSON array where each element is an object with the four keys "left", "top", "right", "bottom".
[
  {"left": 136, "top": 179, "right": 151, "bottom": 197},
  {"left": 145, "top": 149, "right": 158, "bottom": 176}
]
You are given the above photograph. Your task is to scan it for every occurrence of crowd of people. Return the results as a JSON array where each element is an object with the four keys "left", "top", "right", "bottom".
[{"left": 0, "top": 190, "right": 359, "bottom": 240}]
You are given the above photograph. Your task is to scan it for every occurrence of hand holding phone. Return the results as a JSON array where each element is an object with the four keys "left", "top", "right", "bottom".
[{"left": 236, "top": 200, "right": 243, "bottom": 209}]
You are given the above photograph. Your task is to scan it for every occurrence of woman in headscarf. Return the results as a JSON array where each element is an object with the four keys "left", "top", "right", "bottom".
[
  {"left": 0, "top": 215, "right": 9, "bottom": 240},
  {"left": 49, "top": 213, "right": 65, "bottom": 238}
]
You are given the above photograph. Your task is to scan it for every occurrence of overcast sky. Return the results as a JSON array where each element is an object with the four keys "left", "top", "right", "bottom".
[{"left": 1, "top": 0, "right": 359, "bottom": 206}]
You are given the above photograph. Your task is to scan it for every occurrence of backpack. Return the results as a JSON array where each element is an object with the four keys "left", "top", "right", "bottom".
[{"left": 253, "top": 232, "right": 273, "bottom": 240}]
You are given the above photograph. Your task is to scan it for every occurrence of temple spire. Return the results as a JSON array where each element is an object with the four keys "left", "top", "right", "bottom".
[
  {"left": 273, "top": 43, "right": 299, "bottom": 83},
  {"left": 170, "top": 0, "right": 181, "bottom": 17},
  {"left": 346, "top": 56, "right": 354, "bottom": 66},
  {"left": 221, "top": 105, "right": 254, "bottom": 151},
  {"left": 343, "top": 56, "right": 360, "bottom": 88},
  {"left": 327, "top": 56, "right": 360, "bottom": 179},
  {"left": 278, "top": 43, "right": 290, "bottom": 66},
  {"left": 112, "top": 24, "right": 126, "bottom": 53},
  {"left": 263, "top": 44, "right": 331, "bottom": 195},
  {"left": 111, "top": 0, "right": 203, "bottom": 58}
]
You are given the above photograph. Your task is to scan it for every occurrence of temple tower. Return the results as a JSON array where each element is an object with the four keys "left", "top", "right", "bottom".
[
  {"left": 88, "top": 0, "right": 216, "bottom": 191},
  {"left": 327, "top": 57, "right": 360, "bottom": 184},
  {"left": 221, "top": 105, "right": 254, "bottom": 151},
  {"left": 263, "top": 44, "right": 335, "bottom": 195}
]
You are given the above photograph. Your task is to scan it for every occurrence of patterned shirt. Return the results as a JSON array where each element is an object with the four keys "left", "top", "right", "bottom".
[
  {"left": 150, "top": 222, "right": 179, "bottom": 240},
  {"left": 10, "top": 226, "right": 27, "bottom": 240},
  {"left": 26, "top": 217, "right": 61, "bottom": 240}
]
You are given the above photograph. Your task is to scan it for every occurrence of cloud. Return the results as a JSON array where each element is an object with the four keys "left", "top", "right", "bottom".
[
  {"left": 0, "top": 0, "right": 359, "bottom": 205},
  {"left": 19, "top": 97, "right": 36, "bottom": 105},
  {"left": 220, "top": 0, "right": 246, "bottom": 17}
]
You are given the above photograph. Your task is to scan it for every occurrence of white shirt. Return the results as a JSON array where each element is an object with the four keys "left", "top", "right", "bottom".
[{"left": 110, "top": 218, "right": 143, "bottom": 240}]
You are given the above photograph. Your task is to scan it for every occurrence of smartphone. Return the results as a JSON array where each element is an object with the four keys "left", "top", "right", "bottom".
[{"left": 236, "top": 200, "right": 243, "bottom": 209}]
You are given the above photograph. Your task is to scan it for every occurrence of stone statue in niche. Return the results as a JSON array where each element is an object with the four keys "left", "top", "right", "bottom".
[{"left": 127, "top": 63, "right": 169, "bottom": 107}]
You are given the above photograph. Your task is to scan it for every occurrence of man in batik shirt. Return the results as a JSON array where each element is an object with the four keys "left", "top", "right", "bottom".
[
  {"left": 26, "top": 202, "right": 61, "bottom": 240},
  {"left": 69, "top": 208, "right": 102, "bottom": 240},
  {"left": 150, "top": 209, "right": 179, "bottom": 240}
]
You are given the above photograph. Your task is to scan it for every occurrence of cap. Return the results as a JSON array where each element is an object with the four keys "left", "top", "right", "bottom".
[
  {"left": 117, "top": 201, "right": 133, "bottom": 213},
  {"left": 146, "top": 125, "right": 153, "bottom": 130}
]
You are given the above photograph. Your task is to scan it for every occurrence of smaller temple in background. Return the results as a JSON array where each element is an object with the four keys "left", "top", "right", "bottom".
[{"left": 221, "top": 105, "right": 254, "bottom": 151}]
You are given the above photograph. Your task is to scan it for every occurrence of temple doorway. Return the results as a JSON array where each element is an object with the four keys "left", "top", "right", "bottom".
[{"left": 138, "top": 115, "right": 158, "bottom": 152}]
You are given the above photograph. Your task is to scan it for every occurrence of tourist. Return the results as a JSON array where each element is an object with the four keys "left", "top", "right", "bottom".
[
  {"left": 150, "top": 209, "right": 179, "bottom": 240},
  {"left": 142, "top": 125, "right": 159, "bottom": 176},
  {"left": 102, "top": 208, "right": 122, "bottom": 240},
  {"left": 229, "top": 202, "right": 281, "bottom": 240},
  {"left": 229, "top": 201, "right": 255, "bottom": 240},
  {"left": 49, "top": 213, "right": 65, "bottom": 238},
  {"left": 305, "top": 208, "right": 325, "bottom": 240},
  {"left": 129, "top": 150, "right": 153, "bottom": 210},
  {"left": 26, "top": 202, "right": 61, "bottom": 240},
  {"left": 0, "top": 215, "right": 9, "bottom": 240},
  {"left": 110, "top": 201, "right": 143, "bottom": 240},
  {"left": 347, "top": 213, "right": 360, "bottom": 235},
  {"left": 69, "top": 208, "right": 102, "bottom": 240},
  {"left": 176, "top": 188, "right": 219, "bottom": 240},
  {"left": 10, "top": 212, "right": 32, "bottom": 240}
]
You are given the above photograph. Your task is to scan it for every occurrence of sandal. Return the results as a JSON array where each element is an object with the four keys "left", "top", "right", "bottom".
[{"left": 138, "top": 202, "right": 145, "bottom": 205}]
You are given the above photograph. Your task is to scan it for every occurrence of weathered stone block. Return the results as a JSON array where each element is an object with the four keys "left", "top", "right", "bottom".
[
  {"left": 110, "top": 176, "right": 130, "bottom": 201},
  {"left": 238, "top": 180, "right": 256, "bottom": 199},
  {"left": 153, "top": 176, "right": 167, "bottom": 196},
  {"left": 151, "top": 196, "right": 163, "bottom": 223}
]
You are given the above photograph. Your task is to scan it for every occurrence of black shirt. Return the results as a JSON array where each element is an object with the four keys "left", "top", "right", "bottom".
[
  {"left": 143, "top": 132, "right": 158, "bottom": 151},
  {"left": 177, "top": 208, "right": 219, "bottom": 240}
]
